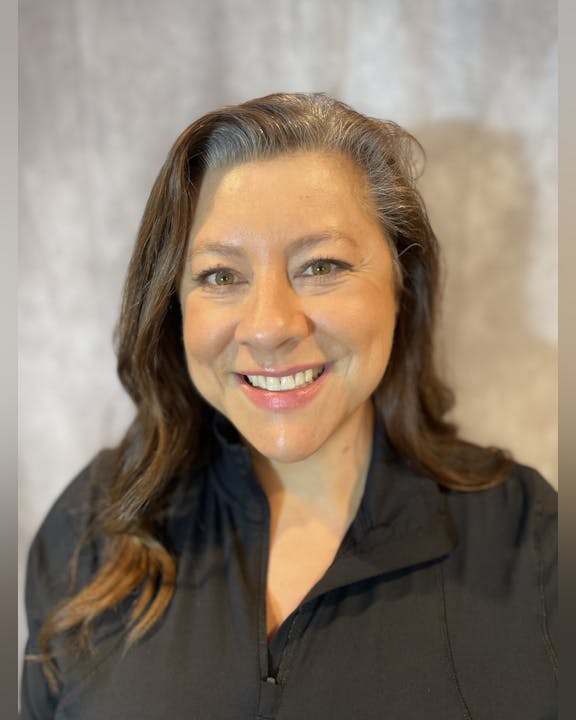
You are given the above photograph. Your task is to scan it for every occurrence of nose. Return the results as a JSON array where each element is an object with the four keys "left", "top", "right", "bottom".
[{"left": 234, "top": 273, "right": 310, "bottom": 351}]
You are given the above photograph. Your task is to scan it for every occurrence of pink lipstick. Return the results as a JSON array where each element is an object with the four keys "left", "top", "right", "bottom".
[{"left": 236, "top": 364, "right": 330, "bottom": 410}]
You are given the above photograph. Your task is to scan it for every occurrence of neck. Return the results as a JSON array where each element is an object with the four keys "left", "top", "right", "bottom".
[{"left": 249, "top": 401, "right": 375, "bottom": 527}]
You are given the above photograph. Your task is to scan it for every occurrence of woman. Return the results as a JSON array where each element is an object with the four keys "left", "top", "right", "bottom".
[{"left": 21, "top": 93, "right": 557, "bottom": 719}]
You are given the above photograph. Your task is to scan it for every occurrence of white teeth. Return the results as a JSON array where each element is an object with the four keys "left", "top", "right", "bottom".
[
  {"left": 280, "top": 375, "right": 295, "bottom": 390},
  {"left": 268, "top": 376, "right": 281, "bottom": 390},
  {"left": 246, "top": 366, "right": 325, "bottom": 392}
]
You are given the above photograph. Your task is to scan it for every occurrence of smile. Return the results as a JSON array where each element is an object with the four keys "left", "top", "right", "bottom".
[{"left": 244, "top": 366, "right": 325, "bottom": 392}]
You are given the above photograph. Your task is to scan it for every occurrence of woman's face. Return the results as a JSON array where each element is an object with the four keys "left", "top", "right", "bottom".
[{"left": 180, "top": 151, "right": 398, "bottom": 463}]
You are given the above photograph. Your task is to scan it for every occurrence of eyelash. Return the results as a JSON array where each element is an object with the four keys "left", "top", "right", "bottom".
[
  {"left": 300, "top": 257, "right": 352, "bottom": 277},
  {"left": 192, "top": 258, "right": 352, "bottom": 288},
  {"left": 192, "top": 266, "right": 239, "bottom": 287}
]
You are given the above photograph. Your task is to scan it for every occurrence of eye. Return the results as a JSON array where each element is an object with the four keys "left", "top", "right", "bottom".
[
  {"left": 210, "top": 269, "right": 236, "bottom": 285},
  {"left": 301, "top": 258, "right": 351, "bottom": 277},
  {"left": 307, "top": 260, "right": 334, "bottom": 276},
  {"left": 192, "top": 266, "right": 241, "bottom": 288}
]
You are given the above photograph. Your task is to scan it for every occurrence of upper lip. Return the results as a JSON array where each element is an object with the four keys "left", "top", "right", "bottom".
[{"left": 235, "top": 363, "right": 327, "bottom": 377}]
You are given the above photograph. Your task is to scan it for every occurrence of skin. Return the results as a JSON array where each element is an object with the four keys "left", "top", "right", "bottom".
[{"left": 180, "top": 151, "right": 398, "bottom": 634}]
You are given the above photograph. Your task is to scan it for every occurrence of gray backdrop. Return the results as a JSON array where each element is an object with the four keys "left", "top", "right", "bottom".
[{"left": 19, "top": 0, "right": 557, "bottom": 668}]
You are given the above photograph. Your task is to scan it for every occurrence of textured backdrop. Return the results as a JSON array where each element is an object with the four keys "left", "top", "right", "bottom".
[{"left": 19, "top": 0, "right": 557, "bottom": 664}]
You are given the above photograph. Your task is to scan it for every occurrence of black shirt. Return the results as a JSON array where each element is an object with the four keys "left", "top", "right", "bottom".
[{"left": 21, "top": 417, "right": 558, "bottom": 719}]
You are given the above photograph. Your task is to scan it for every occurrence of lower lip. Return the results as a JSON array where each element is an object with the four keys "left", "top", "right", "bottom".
[{"left": 237, "top": 367, "right": 331, "bottom": 410}]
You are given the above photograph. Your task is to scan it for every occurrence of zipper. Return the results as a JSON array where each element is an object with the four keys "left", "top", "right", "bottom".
[
  {"left": 255, "top": 497, "right": 285, "bottom": 719},
  {"left": 256, "top": 491, "right": 301, "bottom": 686},
  {"left": 256, "top": 610, "right": 302, "bottom": 720},
  {"left": 269, "top": 608, "right": 301, "bottom": 685},
  {"left": 256, "top": 490, "right": 275, "bottom": 682}
]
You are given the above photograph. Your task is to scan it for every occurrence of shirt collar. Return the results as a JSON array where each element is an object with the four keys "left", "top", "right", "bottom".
[
  {"left": 306, "top": 429, "right": 458, "bottom": 600},
  {"left": 209, "top": 410, "right": 458, "bottom": 592}
]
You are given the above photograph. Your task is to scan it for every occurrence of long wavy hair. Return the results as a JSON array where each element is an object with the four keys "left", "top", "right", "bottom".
[{"left": 37, "top": 92, "right": 512, "bottom": 687}]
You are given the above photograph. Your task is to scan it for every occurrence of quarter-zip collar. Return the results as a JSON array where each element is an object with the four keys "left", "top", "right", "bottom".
[{"left": 209, "top": 410, "right": 459, "bottom": 595}]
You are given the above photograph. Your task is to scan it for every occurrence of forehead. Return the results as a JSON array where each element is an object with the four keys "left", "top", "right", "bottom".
[
  {"left": 188, "top": 151, "right": 377, "bottom": 248},
  {"left": 200, "top": 150, "right": 368, "bottom": 196}
]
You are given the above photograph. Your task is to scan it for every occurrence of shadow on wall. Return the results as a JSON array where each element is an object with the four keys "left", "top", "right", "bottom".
[{"left": 413, "top": 121, "right": 557, "bottom": 484}]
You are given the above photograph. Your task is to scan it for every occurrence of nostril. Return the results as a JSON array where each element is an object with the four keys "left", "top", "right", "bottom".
[{"left": 234, "top": 304, "right": 310, "bottom": 349}]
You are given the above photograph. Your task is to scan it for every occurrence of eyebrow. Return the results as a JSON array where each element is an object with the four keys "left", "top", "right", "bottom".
[{"left": 189, "top": 231, "right": 358, "bottom": 260}]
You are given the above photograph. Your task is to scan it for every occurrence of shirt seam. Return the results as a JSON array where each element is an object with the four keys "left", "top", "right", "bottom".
[
  {"left": 534, "top": 498, "right": 559, "bottom": 679},
  {"left": 438, "top": 563, "right": 473, "bottom": 720}
]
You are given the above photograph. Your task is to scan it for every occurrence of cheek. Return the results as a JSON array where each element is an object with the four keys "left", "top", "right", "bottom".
[
  {"left": 351, "top": 310, "right": 396, "bottom": 376},
  {"left": 182, "top": 296, "right": 235, "bottom": 368},
  {"left": 316, "top": 288, "right": 397, "bottom": 358}
]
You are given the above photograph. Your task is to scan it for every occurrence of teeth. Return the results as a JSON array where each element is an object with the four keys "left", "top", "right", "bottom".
[
  {"left": 280, "top": 375, "right": 295, "bottom": 390},
  {"left": 268, "top": 376, "right": 281, "bottom": 391},
  {"left": 246, "top": 366, "right": 325, "bottom": 392}
]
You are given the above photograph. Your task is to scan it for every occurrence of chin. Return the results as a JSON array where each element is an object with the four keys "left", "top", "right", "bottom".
[{"left": 243, "top": 428, "right": 326, "bottom": 465}]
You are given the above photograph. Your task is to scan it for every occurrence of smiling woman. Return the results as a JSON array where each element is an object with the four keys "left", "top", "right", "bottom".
[
  {"left": 180, "top": 152, "right": 397, "bottom": 465},
  {"left": 20, "top": 93, "right": 557, "bottom": 720}
]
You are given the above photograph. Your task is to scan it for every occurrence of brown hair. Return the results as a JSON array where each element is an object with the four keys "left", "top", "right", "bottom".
[{"left": 36, "top": 92, "right": 512, "bottom": 687}]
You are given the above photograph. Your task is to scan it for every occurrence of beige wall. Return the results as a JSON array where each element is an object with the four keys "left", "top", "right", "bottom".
[{"left": 19, "top": 0, "right": 557, "bottom": 662}]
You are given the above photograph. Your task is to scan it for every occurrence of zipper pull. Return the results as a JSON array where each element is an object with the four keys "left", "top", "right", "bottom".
[{"left": 258, "top": 675, "right": 282, "bottom": 717}]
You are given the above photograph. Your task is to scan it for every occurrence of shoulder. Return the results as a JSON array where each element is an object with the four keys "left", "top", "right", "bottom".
[
  {"left": 24, "top": 449, "right": 115, "bottom": 627},
  {"left": 443, "top": 462, "right": 557, "bottom": 596},
  {"left": 29, "top": 448, "right": 114, "bottom": 551},
  {"left": 441, "top": 463, "right": 558, "bottom": 700},
  {"left": 445, "top": 462, "right": 556, "bottom": 538}
]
